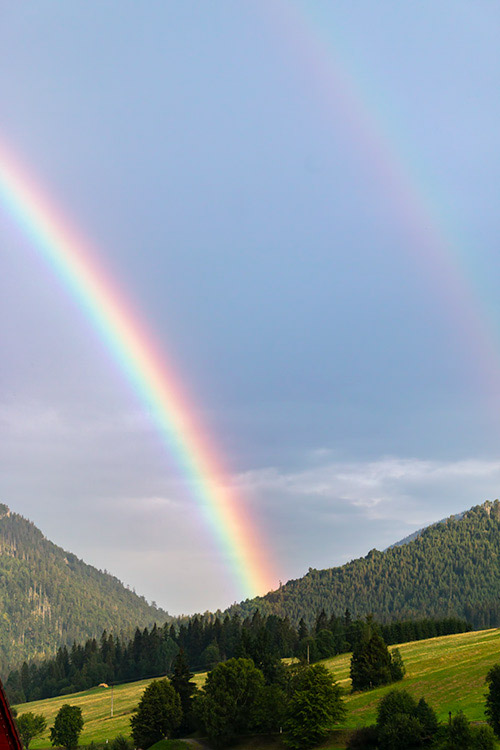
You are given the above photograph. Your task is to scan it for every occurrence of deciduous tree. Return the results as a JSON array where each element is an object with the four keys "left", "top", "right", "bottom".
[
  {"left": 130, "top": 679, "right": 181, "bottom": 749},
  {"left": 197, "top": 658, "right": 264, "bottom": 747},
  {"left": 49, "top": 705, "right": 83, "bottom": 750},
  {"left": 16, "top": 712, "right": 46, "bottom": 749},
  {"left": 284, "top": 664, "right": 345, "bottom": 749}
]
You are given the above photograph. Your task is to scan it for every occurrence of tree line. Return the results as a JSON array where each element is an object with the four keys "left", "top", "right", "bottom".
[{"left": 6, "top": 608, "right": 470, "bottom": 704}]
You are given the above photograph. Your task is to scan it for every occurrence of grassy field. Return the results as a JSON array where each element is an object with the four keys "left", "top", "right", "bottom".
[
  {"left": 326, "top": 627, "right": 500, "bottom": 729},
  {"left": 13, "top": 628, "right": 500, "bottom": 748},
  {"left": 13, "top": 672, "right": 207, "bottom": 749}
]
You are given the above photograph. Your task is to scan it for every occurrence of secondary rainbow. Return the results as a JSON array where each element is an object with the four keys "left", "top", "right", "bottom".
[
  {"left": 0, "top": 142, "right": 276, "bottom": 600},
  {"left": 265, "top": 1, "right": 500, "bottom": 387}
]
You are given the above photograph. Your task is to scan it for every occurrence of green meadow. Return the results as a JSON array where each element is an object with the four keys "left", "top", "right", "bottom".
[
  {"left": 14, "top": 628, "right": 500, "bottom": 749},
  {"left": 332, "top": 627, "right": 500, "bottom": 728},
  {"left": 13, "top": 673, "right": 207, "bottom": 748}
]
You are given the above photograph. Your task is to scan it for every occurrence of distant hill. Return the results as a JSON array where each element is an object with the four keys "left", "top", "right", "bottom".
[
  {"left": 230, "top": 500, "right": 500, "bottom": 629},
  {"left": 0, "top": 504, "right": 169, "bottom": 672}
]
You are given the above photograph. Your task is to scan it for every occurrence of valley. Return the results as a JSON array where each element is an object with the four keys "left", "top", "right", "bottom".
[{"left": 14, "top": 628, "right": 500, "bottom": 749}]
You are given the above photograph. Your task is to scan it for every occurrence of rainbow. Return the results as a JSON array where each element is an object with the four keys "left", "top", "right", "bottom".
[
  {"left": 265, "top": 1, "right": 500, "bottom": 387},
  {"left": 0, "top": 143, "right": 276, "bottom": 601}
]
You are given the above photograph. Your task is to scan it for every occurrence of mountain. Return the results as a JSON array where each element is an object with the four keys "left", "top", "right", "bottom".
[
  {"left": 0, "top": 504, "right": 169, "bottom": 672},
  {"left": 386, "top": 511, "right": 465, "bottom": 549},
  {"left": 230, "top": 500, "right": 500, "bottom": 629}
]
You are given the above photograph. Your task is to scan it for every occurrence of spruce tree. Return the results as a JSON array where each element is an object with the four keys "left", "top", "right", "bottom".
[
  {"left": 389, "top": 648, "right": 406, "bottom": 682},
  {"left": 315, "top": 609, "right": 328, "bottom": 634},
  {"left": 486, "top": 663, "right": 500, "bottom": 737},
  {"left": 350, "top": 623, "right": 393, "bottom": 691},
  {"left": 298, "top": 618, "right": 308, "bottom": 641},
  {"left": 170, "top": 649, "right": 196, "bottom": 736}
]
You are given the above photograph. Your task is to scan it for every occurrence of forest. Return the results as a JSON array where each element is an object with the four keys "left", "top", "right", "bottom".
[
  {"left": 0, "top": 506, "right": 168, "bottom": 671},
  {"left": 230, "top": 501, "right": 500, "bottom": 629},
  {"left": 5, "top": 608, "right": 470, "bottom": 705}
]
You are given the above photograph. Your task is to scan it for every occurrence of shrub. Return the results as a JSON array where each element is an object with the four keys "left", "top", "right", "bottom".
[
  {"left": 378, "top": 713, "right": 424, "bottom": 750},
  {"left": 346, "top": 726, "right": 378, "bottom": 749},
  {"left": 110, "top": 735, "right": 134, "bottom": 750},
  {"left": 471, "top": 724, "right": 496, "bottom": 750}
]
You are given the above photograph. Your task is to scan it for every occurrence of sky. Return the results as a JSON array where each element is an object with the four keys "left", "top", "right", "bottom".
[{"left": 2, "top": 1, "right": 500, "bottom": 615}]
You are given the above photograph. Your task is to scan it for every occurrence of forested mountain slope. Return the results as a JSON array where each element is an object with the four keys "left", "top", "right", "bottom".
[
  {"left": 0, "top": 504, "right": 169, "bottom": 671},
  {"left": 231, "top": 500, "right": 500, "bottom": 629}
]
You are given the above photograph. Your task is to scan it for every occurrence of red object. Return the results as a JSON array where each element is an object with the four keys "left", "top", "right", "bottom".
[{"left": 0, "top": 681, "right": 22, "bottom": 750}]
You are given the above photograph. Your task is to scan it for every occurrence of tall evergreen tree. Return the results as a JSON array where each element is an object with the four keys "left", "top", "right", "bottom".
[
  {"left": 350, "top": 622, "right": 394, "bottom": 691},
  {"left": 486, "top": 663, "right": 500, "bottom": 737},
  {"left": 170, "top": 649, "right": 196, "bottom": 736},
  {"left": 315, "top": 610, "right": 328, "bottom": 634},
  {"left": 298, "top": 618, "right": 308, "bottom": 641}
]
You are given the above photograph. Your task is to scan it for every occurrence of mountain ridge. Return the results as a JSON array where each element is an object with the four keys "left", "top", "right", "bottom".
[
  {"left": 226, "top": 499, "right": 500, "bottom": 629},
  {"left": 385, "top": 511, "right": 466, "bottom": 550},
  {"left": 0, "top": 503, "right": 170, "bottom": 672}
]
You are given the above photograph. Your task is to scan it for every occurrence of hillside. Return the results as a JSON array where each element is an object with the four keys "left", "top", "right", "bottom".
[
  {"left": 0, "top": 504, "right": 169, "bottom": 672},
  {"left": 13, "top": 628, "right": 500, "bottom": 749},
  {"left": 231, "top": 500, "right": 500, "bottom": 629},
  {"left": 13, "top": 672, "right": 207, "bottom": 748}
]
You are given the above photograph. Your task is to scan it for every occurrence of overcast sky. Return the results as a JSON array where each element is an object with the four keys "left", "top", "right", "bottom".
[{"left": 2, "top": 1, "right": 500, "bottom": 615}]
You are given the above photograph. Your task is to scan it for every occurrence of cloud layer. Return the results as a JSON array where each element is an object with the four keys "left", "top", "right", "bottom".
[{"left": 3, "top": 398, "right": 499, "bottom": 613}]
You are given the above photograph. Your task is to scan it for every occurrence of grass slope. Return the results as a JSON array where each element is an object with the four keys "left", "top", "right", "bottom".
[
  {"left": 14, "top": 673, "right": 207, "bottom": 748},
  {"left": 14, "top": 628, "right": 500, "bottom": 748},
  {"left": 327, "top": 627, "right": 500, "bottom": 728}
]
